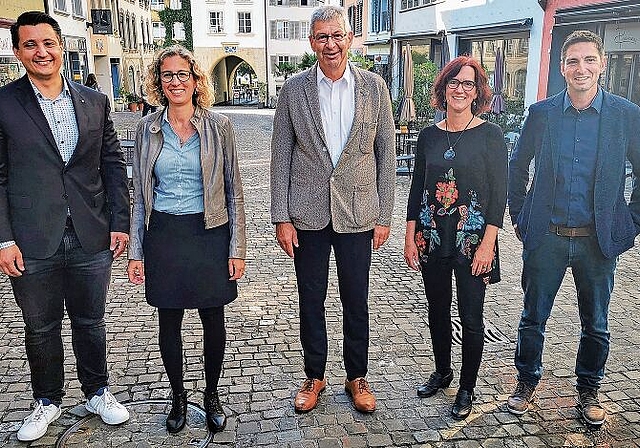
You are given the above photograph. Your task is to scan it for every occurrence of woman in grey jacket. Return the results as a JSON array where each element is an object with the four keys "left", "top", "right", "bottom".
[{"left": 127, "top": 45, "right": 246, "bottom": 434}]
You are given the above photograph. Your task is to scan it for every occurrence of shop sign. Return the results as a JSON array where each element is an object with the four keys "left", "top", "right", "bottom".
[
  {"left": 222, "top": 43, "right": 238, "bottom": 54},
  {"left": 0, "top": 28, "right": 13, "bottom": 56},
  {"left": 91, "top": 35, "right": 109, "bottom": 56},
  {"left": 605, "top": 22, "right": 640, "bottom": 52}
]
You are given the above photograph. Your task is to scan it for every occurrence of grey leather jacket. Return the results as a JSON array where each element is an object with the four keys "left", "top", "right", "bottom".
[{"left": 128, "top": 106, "right": 246, "bottom": 260}]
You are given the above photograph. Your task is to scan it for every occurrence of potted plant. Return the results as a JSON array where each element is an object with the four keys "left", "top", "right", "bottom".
[{"left": 126, "top": 92, "right": 141, "bottom": 112}]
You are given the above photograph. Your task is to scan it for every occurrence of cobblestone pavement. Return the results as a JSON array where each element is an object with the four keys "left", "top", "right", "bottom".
[{"left": 1, "top": 108, "right": 639, "bottom": 447}]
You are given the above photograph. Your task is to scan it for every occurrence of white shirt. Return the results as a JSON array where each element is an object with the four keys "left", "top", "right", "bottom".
[{"left": 317, "top": 64, "right": 355, "bottom": 167}]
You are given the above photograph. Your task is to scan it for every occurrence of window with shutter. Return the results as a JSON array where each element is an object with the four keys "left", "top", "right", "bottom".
[{"left": 291, "top": 22, "right": 301, "bottom": 40}]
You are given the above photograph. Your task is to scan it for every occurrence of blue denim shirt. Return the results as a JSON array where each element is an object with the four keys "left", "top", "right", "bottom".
[
  {"left": 152, "top": 111, "right": 204, "bottom": 214},
  {"left": 551, "top": 89, "right": 603, "bottom": 227}
]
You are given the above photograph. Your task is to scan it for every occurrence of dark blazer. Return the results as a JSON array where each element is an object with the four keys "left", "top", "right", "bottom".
[
  {"left": 508, "top": 89, "right": 640, "bottom": 259},
  {"left": 0, "top": 75, "right": 130, "bottom": 259}
]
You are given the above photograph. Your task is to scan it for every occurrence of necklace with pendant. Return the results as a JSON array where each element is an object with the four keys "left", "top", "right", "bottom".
[{"left": 444, "top": 116, "right": 475, "bottom": 160}]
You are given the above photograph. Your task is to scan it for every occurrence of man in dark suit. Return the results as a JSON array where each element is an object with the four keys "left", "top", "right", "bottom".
[
  {"left": 0, "top": 12, "right": 131, "bottom": 441},
  {"left": 271, "top": 6, "right": 395, "bottom": 414},
  {"left": 507, "top": 30, "right": 640, "bottom": 427}
]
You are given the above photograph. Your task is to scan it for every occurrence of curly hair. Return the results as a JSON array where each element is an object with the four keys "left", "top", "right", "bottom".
[
  {"left": 431, "top": 55, "right": 492, "bottom": 116},
  {"left": 144, "top": 45, "right": 214, "bottom": 108}
]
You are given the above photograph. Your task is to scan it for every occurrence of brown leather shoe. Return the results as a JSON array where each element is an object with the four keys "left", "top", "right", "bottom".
[
  {"left": 345, "top": 377, "right": 376, "bottom": 413},
  {"left": 294, "top": 378, "right": 326, "bottom": 413}
]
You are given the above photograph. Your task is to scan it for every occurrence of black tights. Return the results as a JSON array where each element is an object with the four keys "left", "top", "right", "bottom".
[
  {"left": 421, "top": 257, "right": 486, "bottom": 392},
  {"left": 158, "top": 307, "right": 226, "bottom": 394}
]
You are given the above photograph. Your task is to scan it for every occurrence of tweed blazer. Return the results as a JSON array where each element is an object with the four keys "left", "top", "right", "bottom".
[
  {"left": 270, "top": 63, "right": 395, "bottom": 233},
  {"left": 0, "top": 75, "right": 130, "bottom": 258},
  {"left": 508, "top": 89, "right": 640, "bottom": 259}
]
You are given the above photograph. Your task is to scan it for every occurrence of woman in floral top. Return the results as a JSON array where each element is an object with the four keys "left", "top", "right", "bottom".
[{"left": 404, "top": 56, "right": 508, "bottom": 419}]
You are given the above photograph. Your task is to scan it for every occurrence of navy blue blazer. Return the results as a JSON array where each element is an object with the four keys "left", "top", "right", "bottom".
[
  {"left": 0, "top": 75, "right": 130, "bottom": 258},
  {"left": 508, "top": 89, "right": 640, "bottom": 259}
]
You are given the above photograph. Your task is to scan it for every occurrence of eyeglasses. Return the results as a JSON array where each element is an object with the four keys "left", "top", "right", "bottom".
[
  {"left": 160, "top": 70, "right": 192, "bottom": 83},
  {"left": 447, "top": 79, "right": 476, "bottom": 91},
  {"left": 312, "top": 32, "right": 347, "bottom": 44}
]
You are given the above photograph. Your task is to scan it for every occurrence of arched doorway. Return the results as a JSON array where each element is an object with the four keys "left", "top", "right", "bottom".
[{"left": 210, "top": 56, "right": 257, "bottom": 105}]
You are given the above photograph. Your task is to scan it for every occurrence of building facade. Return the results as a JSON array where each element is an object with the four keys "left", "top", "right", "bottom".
[
  {"left": 48, "top": 0, "right": 93, "bottom": 86},
  {"left": 190, "top": 0, "right": 266, "bottom": 105},
  {"left": 265, "top": 0, "right": 341, "bottom": 101},
  {"left": 0, "top": 0, "right": 43, "bottom": 86},
  {"left": 540, "top": 0, "right": 640, "bottom": 107},
  {"left": 364, "top": 0, "right": 391, "bottom": 86},
  {"left": 87, "top": 0, "right": 154, "bottom": 106},
  {"left": 392, "top": 0, "right": 544, "bottom": 113}
]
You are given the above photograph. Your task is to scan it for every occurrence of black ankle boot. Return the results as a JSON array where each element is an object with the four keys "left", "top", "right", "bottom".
[
  {"left": 166, "top": 390, "right": 187, "bottom": 433},
  {"left": 204, "top": 390, "right": 226, "bottom": 433},
  {"left": 451, "top": 389, "right": 474, "bottom": 420}
]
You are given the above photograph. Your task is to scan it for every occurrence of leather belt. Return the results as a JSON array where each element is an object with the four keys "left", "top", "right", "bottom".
[{"left": 549, "top": 224, "right": 593, "bottom": 237}]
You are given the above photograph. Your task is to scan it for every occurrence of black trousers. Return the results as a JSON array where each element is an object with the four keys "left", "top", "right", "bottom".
[
  {"left": 158, "top": 307, "right": 226, "bottom": 394},
  {"left": 421, "top": 256, "right": 486, "bottom": 392},
  {"left": 293, "top": 224, "right": 373, "bottom": 381}
]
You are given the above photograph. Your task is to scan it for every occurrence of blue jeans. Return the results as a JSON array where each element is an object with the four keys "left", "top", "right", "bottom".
[
  {"left": 10, "top": 227, "right": 113, "bottom": 404},
  {"left": 515, "top": 233, "right": 616, "bottom": 390}
]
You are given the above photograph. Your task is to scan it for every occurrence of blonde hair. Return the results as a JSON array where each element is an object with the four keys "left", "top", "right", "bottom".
[{"left": 144, "top": 45, "right": 214, "bottom": 108}]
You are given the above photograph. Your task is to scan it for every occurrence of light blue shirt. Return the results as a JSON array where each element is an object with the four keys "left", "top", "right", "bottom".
[
  {"left": 152, "top": 111, "right": 204, "bottom": 214},
  {"left": 31, "top": 77, "right": 79, "bottom": 164}
]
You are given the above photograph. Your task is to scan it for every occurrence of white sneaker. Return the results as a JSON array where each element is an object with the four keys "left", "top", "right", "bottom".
[
  {"left": 17, "top": 399, "right": 62, "bottom": 442},
  {"left": 85, "top": 387, "right": 130, "bottom": 425}
]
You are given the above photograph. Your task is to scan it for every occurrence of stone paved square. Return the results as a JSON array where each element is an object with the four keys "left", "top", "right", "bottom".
[{"left": 0, "top": 109, "right": 638, "bottom": 447}]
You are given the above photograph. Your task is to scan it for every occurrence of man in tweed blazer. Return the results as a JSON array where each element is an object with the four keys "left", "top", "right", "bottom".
[{"left": 270, "top": 5, "right": 395, "bottom": 414}]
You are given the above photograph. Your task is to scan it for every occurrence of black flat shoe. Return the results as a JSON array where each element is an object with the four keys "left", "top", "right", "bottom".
[
  {"left": 204, "top": 391, "right": 226, "bottom": 433},
  {"left": 417, "top": 371, "right": 454, "bottom": 398},
  {"left": 451, "top": 389, "right": 474, "bottom": 420},
  {"left": 166, "top": 390, "right": 187, "bottom": 433}
]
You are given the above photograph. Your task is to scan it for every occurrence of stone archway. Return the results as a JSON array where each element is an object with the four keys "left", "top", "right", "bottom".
[
  {"left": 194, "top": 46, "right": 266, "bottom": 106},
  {"left": 209, "top": 55, "right": 238, "bottom": 104}
]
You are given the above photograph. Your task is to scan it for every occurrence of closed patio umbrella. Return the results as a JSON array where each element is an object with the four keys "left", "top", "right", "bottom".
[
  {"left": 434, "top": 32, "right": 451, "bottom": 123},
  {"left": 490, "top": 46, "right": 506, "bottom": 114},
  {"left": 399, "top": 43, "right": 416, "bottom": 124}
]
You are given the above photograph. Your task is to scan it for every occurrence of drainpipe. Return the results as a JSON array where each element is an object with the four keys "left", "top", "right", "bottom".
[
  {"left": 263, "top": 0, "right": 269, "bottom": 107},
  {"left": 44, "top": 0, "right": 49, "bottom": 14}
]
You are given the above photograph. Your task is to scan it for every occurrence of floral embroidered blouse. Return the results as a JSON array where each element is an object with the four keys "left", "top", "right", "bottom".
[{"left": 407, "top": 122, "right": 508, "bottom": 265}]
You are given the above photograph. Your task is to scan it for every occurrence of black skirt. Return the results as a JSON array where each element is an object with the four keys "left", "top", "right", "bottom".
[{"left": 143, "top": 210, "right": 237, "bottom": 309}]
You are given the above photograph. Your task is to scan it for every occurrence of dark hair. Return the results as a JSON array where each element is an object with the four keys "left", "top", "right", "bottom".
[
  {"left": 431, "top": 55, "right": 492, "bottom": 116},
  {"left": 561, "top": 30, "right": 604, "bottom": 62},
  {"left": 11, "top": 11, "right": 62, "bottom": 49},
  {"left": 85, "top": 73, "right": 98, "bottom": 86}
]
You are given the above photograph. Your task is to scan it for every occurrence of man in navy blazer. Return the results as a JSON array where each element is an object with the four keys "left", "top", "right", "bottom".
[
  {"left": 507, "top": 30, "right": 640, "bottom": 426},
  {"left": 0, "top": 12, "right": 130, "bottom": 441}
]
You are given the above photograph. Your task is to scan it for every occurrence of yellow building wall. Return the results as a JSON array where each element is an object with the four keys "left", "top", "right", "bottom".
[{"left": 0, "top": 0, "right": 45, "bottom": 20}]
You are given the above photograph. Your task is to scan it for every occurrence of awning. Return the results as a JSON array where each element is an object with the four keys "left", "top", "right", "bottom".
[
  {"left": 391, "top": 29, "right": 439, "bottom": 40},
  {"left": 555, "top": 1, "right": 640, "bottom": 26},
  {"left": 449, "top": 18, "right": 533, "bottom": 39}
]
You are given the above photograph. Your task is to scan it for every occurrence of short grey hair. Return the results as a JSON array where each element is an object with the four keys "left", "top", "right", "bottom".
[{"left": 309, "top": 6, "right": 351, "bottom": 36}]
